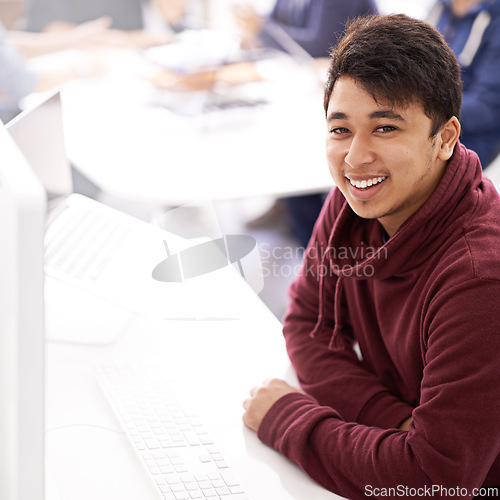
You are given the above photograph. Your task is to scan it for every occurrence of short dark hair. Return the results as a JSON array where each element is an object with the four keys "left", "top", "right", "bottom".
[{"left": 324, "top": 14, "right": 462, "bottom": 136}]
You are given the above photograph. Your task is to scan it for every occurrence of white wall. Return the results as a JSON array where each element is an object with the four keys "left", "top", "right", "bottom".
[{"left": 375, "top": 0, "right": 437, "bottom": 19}]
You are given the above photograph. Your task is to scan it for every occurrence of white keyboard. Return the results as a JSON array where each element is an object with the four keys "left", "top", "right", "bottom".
[
  {"left": 96, "top": 364, "right": 249, "bottom": 500},
  {"left": 45, "top": 199, "right": 131, "bottom": 283}
]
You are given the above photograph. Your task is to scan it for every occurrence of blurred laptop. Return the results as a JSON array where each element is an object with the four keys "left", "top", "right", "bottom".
[{"left": 6, "top": 91, "right": 202, "bottom": 344}]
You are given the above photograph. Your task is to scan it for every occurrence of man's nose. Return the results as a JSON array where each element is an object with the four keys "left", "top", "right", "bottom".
[{"left": 344, "top": 134, "right": 375, "bottom": 169}]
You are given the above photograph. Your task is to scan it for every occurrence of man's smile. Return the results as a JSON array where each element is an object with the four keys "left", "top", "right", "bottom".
[{"left": 345, "top": 175, "right": 388, "bottom": 190}]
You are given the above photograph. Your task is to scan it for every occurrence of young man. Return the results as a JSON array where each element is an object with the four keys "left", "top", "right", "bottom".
[{"left": 243, "top": 14, "right": 500, "bottom": 498}]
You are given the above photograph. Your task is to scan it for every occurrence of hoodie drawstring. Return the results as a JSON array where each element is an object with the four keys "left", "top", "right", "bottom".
[
  {"left": 329, "top": 275, "right": 348, "bottom": 351},
  {"left": 309, "top": 252, "right": 327, "bottom": 339},
  {"left": 308, "top": 250, "right": 347, "bottom": 351}
]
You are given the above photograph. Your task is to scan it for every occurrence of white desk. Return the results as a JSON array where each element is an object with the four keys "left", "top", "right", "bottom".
[
  {"left": 45, "top": 263, "right": 343, "bottom": 500},
  {"left": 59, "top": 52, "right": 333, "bottom": 206}
]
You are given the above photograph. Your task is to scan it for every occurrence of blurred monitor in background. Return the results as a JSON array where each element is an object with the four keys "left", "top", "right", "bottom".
[
  {"left": 25, "top": 0, "right": 146, "bottom": 31},
  {"left": 23, "top": 0, "right": 186, "bottom": 33}
]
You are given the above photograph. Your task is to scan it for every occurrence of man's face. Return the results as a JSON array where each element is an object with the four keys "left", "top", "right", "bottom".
[{"left": 325, "top": 77, "right": 447, "bottom": 237}]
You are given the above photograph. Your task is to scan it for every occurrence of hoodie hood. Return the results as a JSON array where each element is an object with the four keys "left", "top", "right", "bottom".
[{"left": 311, "top": 142, "right": 483, "bottom": 350}]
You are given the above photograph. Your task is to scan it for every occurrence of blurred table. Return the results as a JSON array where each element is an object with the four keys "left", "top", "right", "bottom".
[{"left": 59, "top": 50, "right": 333, "bottom": 206}]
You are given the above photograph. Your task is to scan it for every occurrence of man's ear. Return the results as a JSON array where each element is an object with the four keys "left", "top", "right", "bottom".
[{"left": 437, "top": 116, "right": 461, "bottom": 161}]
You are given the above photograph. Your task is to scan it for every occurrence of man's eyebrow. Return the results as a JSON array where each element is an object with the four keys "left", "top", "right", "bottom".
[
  {"left": 327, "top": 111, "right": 348, "bottom": 121},
  {"left": 327, "top": 110, "right": 406, "bottom": 122},
  {"left": 370, "top": 110, "right": 405, "bottom": 121}
]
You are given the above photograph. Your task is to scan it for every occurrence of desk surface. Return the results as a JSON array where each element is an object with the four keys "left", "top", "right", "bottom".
[
  {"left": 59, "top": 52, "right": 333, "bottom": 205},
  {"left": 45, "top": 261, "right": 343, "bottom": 500}
]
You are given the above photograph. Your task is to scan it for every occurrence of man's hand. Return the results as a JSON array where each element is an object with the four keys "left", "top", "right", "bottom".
[
  {"left": 398, "top": 416, "right": 413, "bottom": 431},
  {"left": 232, "top": 4, "right": 263, "bottom": 49},
  {"left": 243, "top": 378, "right": 302, "bottom": 432}
]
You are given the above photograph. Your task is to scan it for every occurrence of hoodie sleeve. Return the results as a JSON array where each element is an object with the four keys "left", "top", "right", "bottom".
[
  {"left": 283, "top": 189, "right": 414, "bottom": 429},
  {"left": 259, "top": 278, "right": 500, "bottom": 498}
]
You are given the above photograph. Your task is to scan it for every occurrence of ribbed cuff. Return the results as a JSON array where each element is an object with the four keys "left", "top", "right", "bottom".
[{"left": 257, "top": 392, "right": 322, "bottom": 449}]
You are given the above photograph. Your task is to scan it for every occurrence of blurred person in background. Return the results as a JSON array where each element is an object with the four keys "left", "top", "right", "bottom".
[
  {"left": 0, "top": 17, "right": 111, "bottom": 121},
  {"left": 428, "top": 0, "right": 500, "bottom": 167},
  {"left": 1, "top": 0, "right": 188, "bottom": 121},
  {"left": 0, "top": 19, "right": 36, "bottom": 121},
  {"left": 236, "top": 0, "right": 378, "bottom": 248},
  {"left": 235, "top": 0, "right": 377, "bottom": 58}
]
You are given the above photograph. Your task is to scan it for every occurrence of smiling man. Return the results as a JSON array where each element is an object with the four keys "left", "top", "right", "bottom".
[{"left": 243, "top": 14, "right": 500, "bottom": 498}]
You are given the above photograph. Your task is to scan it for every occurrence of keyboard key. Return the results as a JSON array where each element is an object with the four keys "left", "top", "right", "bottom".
[
  {"left": 145, "top": 438, "right": 161, "bottom": 449},
  {"left": 199, "top": 434, "right": 214, "bottom": 445},
  {"left": 197, "top": 480, "right": 212, "bottom": 490},
  {"left": 170, "top": 484, "right": 187, "bottom": 493},
  {"left": 167, "top": 476, "right": 181, "bottom": 485},
  {"left": 220, "top": 470, "right": 239, "bottom": 486},
  {"left": 160, "top": 466, "right": 175, "bottom": 474},
  {"left": 210, "top": 479, "right": 225, "bottom": 488},
  {"left": 229, "top": 486, "right": 245, "bottom": 495}
]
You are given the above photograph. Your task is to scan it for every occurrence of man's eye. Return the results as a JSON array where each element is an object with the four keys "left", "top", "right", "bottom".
[
  {"left": 376, "top": 126, "right": 397, "bottom": 133},
  {"left": 330, "top": 127, "right": 350, "bottom": 135}
]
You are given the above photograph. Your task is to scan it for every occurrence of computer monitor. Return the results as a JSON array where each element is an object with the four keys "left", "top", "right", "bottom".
[{"left": 0, "top": 120, "right": 46, "bottom": 500}]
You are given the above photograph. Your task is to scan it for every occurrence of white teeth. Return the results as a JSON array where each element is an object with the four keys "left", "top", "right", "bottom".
[{"left": 348, "top": 176, "right": 386, "bottom": 189}]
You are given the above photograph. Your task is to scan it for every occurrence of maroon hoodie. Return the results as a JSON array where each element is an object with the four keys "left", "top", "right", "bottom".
[{"left": 257, "top": 143, "right": 500, "bottom": 498}]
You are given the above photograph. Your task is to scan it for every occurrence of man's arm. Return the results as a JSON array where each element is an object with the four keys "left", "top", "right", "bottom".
[
  {"left": 7, "top": 17, "right": 112, "bottom": 58},
  {"left": 243, "top": 379, "right": 412, "bottom": 432},
  {"left": 243, "top": 279, "right": 500, "bottom": 497}
]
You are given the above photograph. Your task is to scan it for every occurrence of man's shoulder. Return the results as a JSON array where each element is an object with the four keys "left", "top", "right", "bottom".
[{"left": 436, "top": 181, "right": 500, "bottom": 282}]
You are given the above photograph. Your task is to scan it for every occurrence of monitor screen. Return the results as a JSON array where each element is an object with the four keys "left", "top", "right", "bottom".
[
  {"left": 0, "top": 119, "right": 46, "bottom": 500},
  {"left": 7, "top": 91, "right": 73, "bottom": 199}
]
